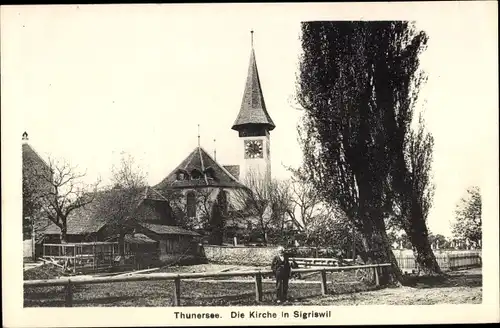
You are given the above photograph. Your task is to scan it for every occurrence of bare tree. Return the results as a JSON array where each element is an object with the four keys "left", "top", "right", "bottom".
[
  {"left": 28, "top": 157, "right": 100, "bottom": 243},
  {"left": 167, "top": 188, "right": 214, "bottom": 229},
  {"left": 232, "top": 169, "right": 291, "bottom": 244},
  {"left": 286, "top": 168, "right": 336, "bottom": 235},
  {"left": 95, "top": 153, "right": 150, "bottom": 255}
]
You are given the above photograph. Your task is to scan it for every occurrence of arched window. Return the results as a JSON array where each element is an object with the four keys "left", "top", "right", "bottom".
[{"left": 186, "top": 191, "right": 197, "bottom": 217}]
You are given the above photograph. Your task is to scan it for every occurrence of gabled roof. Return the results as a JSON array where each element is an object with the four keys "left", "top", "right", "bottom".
[
  {"left": 22, "top": 142, "right": 52, "bottom": 181},
  {"left": 22, "top": 143, "right": 49, "bottom": 168},
  {"left": 232, "top": 47, "right": 275, "bottom": 131},
  {"left": 43, "top": 186, "right": 168, "bottom": 235},
  {"left": 155, "top": 146, "right": 246, "bottom": 189},
  {"left": 223, "top": 165, "right": 240, "bottom": 181},
  {"left": 43, "top": 198, "right": 109, "bottom": 235}
]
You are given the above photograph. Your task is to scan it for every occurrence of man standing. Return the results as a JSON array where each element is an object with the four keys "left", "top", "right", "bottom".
[{"left": 271, "top": 246, "right": 292, "bottom": 303}]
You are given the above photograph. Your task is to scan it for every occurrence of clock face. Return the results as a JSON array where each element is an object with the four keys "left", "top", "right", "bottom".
[{"left": 245, "top": 140, "right": 263, "bottom": 159}]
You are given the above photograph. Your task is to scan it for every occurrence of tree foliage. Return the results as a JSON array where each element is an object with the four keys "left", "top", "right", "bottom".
[
  {"left": 452, "top": 186, "right": 482, "bottom": 247},
  {"left": 295, "top": 21, "right": 440, "bottom": 283}
]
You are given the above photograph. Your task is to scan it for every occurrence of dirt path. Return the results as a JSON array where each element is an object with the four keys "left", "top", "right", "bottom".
[
  {"left": 295, "top": 284, "right": 482, "bottom": 305},
  {"left": 291, "top": 269, "right": 482, "bottom": 306}
]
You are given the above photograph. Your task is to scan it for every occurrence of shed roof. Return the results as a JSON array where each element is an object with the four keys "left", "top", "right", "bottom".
[
  {"left": 43, "top": 186, "right": 167, "bottom": 236},
  {"left": 140, "top": 223, "right": 200, "bottom": 237},
  {"left": 124, "top": 233, "right": 157, "bottom": 244}
]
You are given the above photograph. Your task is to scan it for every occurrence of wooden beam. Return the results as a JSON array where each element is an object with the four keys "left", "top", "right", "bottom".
[
  {"left": 254, "top": 272, "right": 263, "bottom": 302},
  {"left": 25, "top": 263, "right": 394, "bottom": 287},
  {"left": 320, "top": 270, "right": 327, "bottom": 295},
  {"left": 173, "top": 276, "right": 181, "bottom": 306},
  {"left": 65, "top": 280, "right": 73, "bottom": 307}
]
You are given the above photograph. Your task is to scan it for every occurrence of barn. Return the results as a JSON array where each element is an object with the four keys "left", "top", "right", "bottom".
[{"left": 42, "top": 186, "right": 202, "bottom": 266}]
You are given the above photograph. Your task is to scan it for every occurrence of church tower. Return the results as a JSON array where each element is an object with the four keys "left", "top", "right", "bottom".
[{"left": 231, "top": 31, "right": 275, "bottom": 184}]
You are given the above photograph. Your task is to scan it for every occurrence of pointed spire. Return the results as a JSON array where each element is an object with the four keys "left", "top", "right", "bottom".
[
  {"left": 22, "top": 131, "right": 29, "bottom": 142},
  {"left": 197, "top": 124, "right": 201, "bottom": 147},
  {"left": 231, "top": 30, "right": 275, "bottom": 131},
  {"left": 213, "top": 138, "right": 217, "bottom": 161}
]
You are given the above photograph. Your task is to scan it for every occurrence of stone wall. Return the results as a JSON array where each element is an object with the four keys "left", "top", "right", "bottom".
[
  {"left": 23, "top": 239, "right": 32, "bottom": 258},
  {"left": 202, "top": 245, "right": 279, "bottom": 266}
]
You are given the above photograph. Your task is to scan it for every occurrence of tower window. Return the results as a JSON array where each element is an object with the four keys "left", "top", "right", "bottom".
[
  {"left": 239, "top": 127, "right": 267, "bottom": 137},
  {"left": 186, "top": 191, "right": 197, "bottom": 217}
]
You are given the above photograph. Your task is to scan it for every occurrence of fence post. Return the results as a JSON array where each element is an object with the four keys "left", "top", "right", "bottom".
[
  {"left": 373, "top": 266, "right": 379, "bottom": 287},
  {"left": 172, "top": 276, "right": 181, "bottom": 306},
  {"left": 320, "top": 270, "right": 328, "bottom": 295},
  {"left": 65, "top": 280, "right": 73, "bottom": 307},
  {"left": 255, "top": 272, "right": 263, "bottom": 302}
]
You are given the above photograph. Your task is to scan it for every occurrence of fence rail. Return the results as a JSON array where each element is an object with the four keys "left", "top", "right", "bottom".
[
  {"left": 24, "top": 263, "right": 392, "bottom": 307},
  {"left": 394, "top": 252, "right": 481, "bottom": 272}
]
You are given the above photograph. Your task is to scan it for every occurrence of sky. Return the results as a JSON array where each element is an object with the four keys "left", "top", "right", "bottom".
[{"left": 2, "top": 3, "right": 497, "bottom": 238}]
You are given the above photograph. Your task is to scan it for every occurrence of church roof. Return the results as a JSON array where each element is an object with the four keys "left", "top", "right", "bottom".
[
  {"left": 22, "top": 142, "right": 51, "bottom": 174},
  {"left": 155, "top": 146, "right": 245, "bottom": 190},
  {"left": 223, "top": 165, "right": 240, "bottom": 181},
  {"left": 231, "top": 46, "right": 275, "bottom": 131}
]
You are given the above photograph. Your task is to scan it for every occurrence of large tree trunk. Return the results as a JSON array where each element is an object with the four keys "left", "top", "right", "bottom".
[
  {"left": 406, "top": 203, "right": 442, "bottom": 275},
  {"left": 356, "top": 209, "right": 404, "bottom": 286},
  {"left": 60, "top": 226, "right": 68, "bottom": 243},
  {"left": 394, "top": 157, "right": 443, "bottom": 275}
]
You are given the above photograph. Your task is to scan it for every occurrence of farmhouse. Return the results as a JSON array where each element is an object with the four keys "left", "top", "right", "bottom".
[
  {"left": 22, "top": 132, "right": 53, "bottom": 241},
  {"left": 42, "top": 186, "right": 201, "bottom": 264}
]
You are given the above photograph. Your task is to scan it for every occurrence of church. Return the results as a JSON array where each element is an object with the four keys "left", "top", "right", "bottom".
[
  {"left": 25, "top": 31, "right": 276, "bottom": 253},
  {"left": 154, "top": 31, "right": 276, "bottom": 243}
]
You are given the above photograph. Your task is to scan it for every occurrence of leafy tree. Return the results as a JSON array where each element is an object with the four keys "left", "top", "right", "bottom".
[
  {"left": 428, "top": 233, "right": 449, "bottom": 250},
  {"left": 295, "top": 21, "right": 440, "bottom": 283},
  {"left": 452, "top": 186, "right": 482, "bottom": 248}
]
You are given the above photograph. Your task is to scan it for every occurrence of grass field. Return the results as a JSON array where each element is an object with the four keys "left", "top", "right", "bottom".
[{"left": 23, "top": 264, "right": 482, "bottom": 307}]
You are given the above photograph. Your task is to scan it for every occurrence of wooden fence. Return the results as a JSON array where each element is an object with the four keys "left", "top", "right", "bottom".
[
  {"left": 394, "top": 252, "right": 481, "bottom": 273},
  {"left": 42, "top": 243, "right": 160, "bottom": 274},
  {"left": 291, "top": 252, "right": 481, "bottom": 273},
  {"left": 24, "top": 263, "right": 392, "bottom": 307}
]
